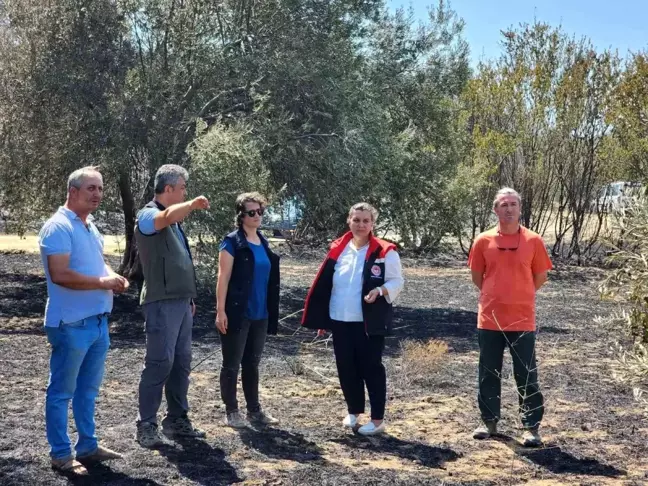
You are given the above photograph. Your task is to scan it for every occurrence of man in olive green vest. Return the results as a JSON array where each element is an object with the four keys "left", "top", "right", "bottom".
[{"left": 134, "top": 164, "right": 210, "bottom": 448}]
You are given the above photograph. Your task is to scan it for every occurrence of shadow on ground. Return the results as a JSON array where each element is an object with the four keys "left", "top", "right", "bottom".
[
  {"left": 0, "top": 457, "right": 164, "bottom": 486},
  {"left": 72, "top": 463, "right": 164, "bottom": 486},
  {"left": 330, "top": 435, "right": 461, "bottom": 469},
  {"left": 499, "top": 437, "right": 626, "bottom": 478},
  {"left": 238, "top": 426, "right": 324, "bottom": 462},
  {"left": 156, "top": 437, "right": 241, "bottom": 485}
]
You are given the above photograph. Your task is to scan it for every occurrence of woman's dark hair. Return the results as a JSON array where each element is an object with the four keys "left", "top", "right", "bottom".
[{"left": 235, "top": 192, "right": 267, "bottom": 228}]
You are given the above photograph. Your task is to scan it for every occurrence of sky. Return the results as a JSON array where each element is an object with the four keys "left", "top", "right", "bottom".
[{"left": 389, "top": 0, "right": 647, "bottom": 66}]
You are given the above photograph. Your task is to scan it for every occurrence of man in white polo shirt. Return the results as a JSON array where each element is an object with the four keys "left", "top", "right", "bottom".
[{"left": 39, "top": 166, "right": 128, "bottom": 476}]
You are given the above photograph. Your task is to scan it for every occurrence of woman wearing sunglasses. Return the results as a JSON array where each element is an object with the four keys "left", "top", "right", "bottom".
[
  {"left": 215, "top": 192, "right": 280, "bottom": 428},
  {"left": 301, "top": 202, "right": 404, "bottom": 435}
]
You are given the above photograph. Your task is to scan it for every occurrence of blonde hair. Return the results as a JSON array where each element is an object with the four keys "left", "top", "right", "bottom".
[{"left": 348, "top": 202, "right": 378, "bottom": 222}]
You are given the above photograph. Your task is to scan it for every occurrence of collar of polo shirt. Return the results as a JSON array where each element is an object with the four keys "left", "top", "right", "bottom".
[{"left": 59, "top": 206, "right": 95, "bottom": 223}]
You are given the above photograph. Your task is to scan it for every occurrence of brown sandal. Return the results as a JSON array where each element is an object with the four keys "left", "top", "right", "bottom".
[{"left": 51, "top": 457, "right": 88, "bottom": 476}]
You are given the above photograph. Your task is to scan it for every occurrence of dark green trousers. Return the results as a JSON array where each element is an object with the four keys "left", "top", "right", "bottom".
[{"left": 478, "top": 329, "right": 544, "bottom": 429}]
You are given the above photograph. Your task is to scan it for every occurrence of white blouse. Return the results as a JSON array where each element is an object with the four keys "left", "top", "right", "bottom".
[{"left": 329, "top": 240, "right": 404, "bottom": 322}]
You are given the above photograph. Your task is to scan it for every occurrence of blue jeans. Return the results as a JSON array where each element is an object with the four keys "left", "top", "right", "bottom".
[{"left": 45, "top": 315, "right": 110, "bottom": 459}]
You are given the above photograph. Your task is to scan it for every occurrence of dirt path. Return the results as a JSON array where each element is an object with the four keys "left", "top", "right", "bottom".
[{"left": 0, "top": 252, "right": 646, "bottom": 485}]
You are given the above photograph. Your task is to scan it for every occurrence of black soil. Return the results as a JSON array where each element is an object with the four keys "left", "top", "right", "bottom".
[{"left": 0, "top": 251, "right": 646, "bottom": 485}]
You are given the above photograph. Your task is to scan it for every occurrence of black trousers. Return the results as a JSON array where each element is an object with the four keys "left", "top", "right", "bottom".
[
  {"left": 478, "top": 329, "right": 544, "bottom": 429},
  {"left": 219, "top": 318, "right": 267, "bottom": 414},
  {"left": 332, "top": 321, "right": 386, "bottom": 420}
]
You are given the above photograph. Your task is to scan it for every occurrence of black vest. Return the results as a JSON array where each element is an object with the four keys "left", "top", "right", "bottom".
[
  {"left": 222, "top": 229, "right": 280, "bottom": 334},
  {"left": 135, "top": 200, "right": 197, "bottom": 305}
]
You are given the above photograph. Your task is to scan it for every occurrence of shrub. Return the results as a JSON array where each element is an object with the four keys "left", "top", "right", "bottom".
[
  {"left": 601, "top": 198, "right": 648, "bottom": 344},
  {"left": 399, "top": 339, "right": 449, "bottom": 386}
]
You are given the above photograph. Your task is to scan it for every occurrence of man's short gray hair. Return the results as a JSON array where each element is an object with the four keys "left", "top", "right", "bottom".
[
  {"left": 68, "top": 166, "right": 102, "bottom": 191},
  {"left": 493, "top": 187, "right": 522, "bottom": 208},
  {"left": 154, "top": 164, "right": 189, "bottom": 194}
]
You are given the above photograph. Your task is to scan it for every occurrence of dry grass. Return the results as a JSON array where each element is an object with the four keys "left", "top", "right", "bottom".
[
  {"left": 0, "top": 234, "right": 125, "bottom": 255},
  {"left": 0, "top": 233, "right": 288, "bottom": 257},
  {"left": 616, "top": 343, "right": 648, "bottom": 385},
  {"left": 399, "top": 338, "right": 449, "bottom": 386},
  {"left": 613, "top": 342, "right": 648, "bottom": 413}
]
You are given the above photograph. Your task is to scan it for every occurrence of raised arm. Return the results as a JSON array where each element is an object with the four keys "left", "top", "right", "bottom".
[{"left": 152, "top": 196, "right": 210, "bottom": 231}]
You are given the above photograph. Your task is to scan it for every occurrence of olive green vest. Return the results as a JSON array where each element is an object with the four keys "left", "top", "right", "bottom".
[{"left": 135, "top": 206, "right": 197, "bottom": 305}]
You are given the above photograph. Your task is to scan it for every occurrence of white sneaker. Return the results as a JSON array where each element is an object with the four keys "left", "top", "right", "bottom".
[
  {"left": 224, "top": 411, "right": 248, "bottom": 429},
  {"left": 358, "top": 421, "right": 385, "bottom": 436},
  {"left": 342, "top": 414, "right": 358, "bottom": 428}
]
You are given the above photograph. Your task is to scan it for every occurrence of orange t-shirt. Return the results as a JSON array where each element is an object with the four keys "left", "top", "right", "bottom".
[{"left": 468, "top": 226, "right": 553, "bottom": 332}]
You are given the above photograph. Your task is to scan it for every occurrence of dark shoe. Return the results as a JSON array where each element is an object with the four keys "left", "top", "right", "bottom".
[
  {"left": 162, "top": 415, "right": 206, "bottom": 438},
  {"left": 522, "top": 428, "right": 543, "bottom": 447},
  {"left": 247, "top": 410, "right": 279, "bottom": 426},
  {"left": 136, "top": 422, "right": 170, "bottom": 448},
  {"left": 473, "top": 421, "right": 497, "bottom": 439},
  {"left": 77, "top": 445, "right": 123, "bottom": 464},
  {"left": 51, "top": 456, "right": 88, "bottom": 476}
]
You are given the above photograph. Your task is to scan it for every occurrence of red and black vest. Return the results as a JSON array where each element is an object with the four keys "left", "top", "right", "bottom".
[{"left": 301, "top": 232, "right": 397, "bottom": 335}]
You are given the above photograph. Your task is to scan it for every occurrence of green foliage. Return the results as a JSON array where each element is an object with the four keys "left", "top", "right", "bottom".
[
  {"left": 0, "top": 0, "right": 130, "bottom": 217},
  {"left": 367, "top": 3, "right": 470, "bottom": 249},
  {"left": 607, "top": 52, "right": 648, "bottom": 182},
  {"left": 457, "top": 22, "right": 623, "bottom": 261},
  {"left": 601, "top": 201, "right": 648, "bottom": 344},
  {"left": 0, "top": 0, "right": 469, "bottom": 255},
  {"left": 2, "top": 1, "right": 647, "bottom": 265},
  {"left": 186, "top": 120, "right": 270, "bottom": 275}
]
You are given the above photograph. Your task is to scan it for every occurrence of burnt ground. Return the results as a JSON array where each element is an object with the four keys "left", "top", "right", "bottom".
[{"left": 0, "top": 251, "right": 647, "bottom": 486}]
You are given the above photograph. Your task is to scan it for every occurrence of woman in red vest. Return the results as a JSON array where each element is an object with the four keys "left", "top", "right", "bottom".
[{"left": 302, "top": 202, "right": 404, "bottom": 435}]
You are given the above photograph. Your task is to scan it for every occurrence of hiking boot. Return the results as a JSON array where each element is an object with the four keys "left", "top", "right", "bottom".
[
  {"left": 522, "top": 428, "right": 543, "bottom": 447},
  {"left": 224, "top": 410, "right": 248, "bottom": 429},
  {"left": 473, "top": 421, "right": 498, "bottom": 440},
  {"left": 136, "top": 422, "right": 169, "bottom": 448},
  {"left": 77, "top": 445, "right": 123, "bottom": 464},
  {"left": 247, "top": 409, "right": 279, "bottom": 426},
  {"left": 161, "top": 415, "right": 206, "bottom": 439},
  {"left": 51, "top": 456, "right": 88, "bottom": 476}
]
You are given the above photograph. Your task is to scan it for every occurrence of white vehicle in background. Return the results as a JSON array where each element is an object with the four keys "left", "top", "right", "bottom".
[{"left": 590, "top": 181, "right": 644, "bottom": 213}]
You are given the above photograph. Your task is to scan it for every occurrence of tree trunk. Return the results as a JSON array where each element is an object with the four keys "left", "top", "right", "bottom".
[{"left": 117, "top": 169, "right": 143, "bottom": 282}]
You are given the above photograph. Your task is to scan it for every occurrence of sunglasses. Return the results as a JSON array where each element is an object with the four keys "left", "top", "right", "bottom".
[
  {"left": 496, "top": 228, "right": 521, "bottom": 251},
  {"left": 243, "top": 208, "right": 265, "bottom": 218}
]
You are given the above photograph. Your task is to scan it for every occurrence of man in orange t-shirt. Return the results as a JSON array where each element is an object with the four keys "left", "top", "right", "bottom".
[{"left": 468, "top": 187, "right": 553, "bottom": 447}]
